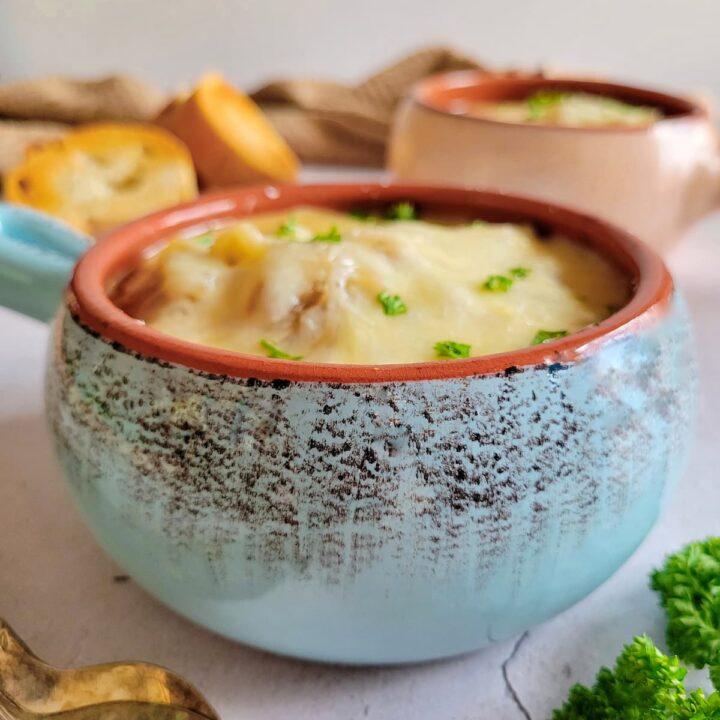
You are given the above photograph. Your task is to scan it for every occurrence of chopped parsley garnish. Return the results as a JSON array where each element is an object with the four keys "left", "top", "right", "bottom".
[
  {"left": 472, "top": 219, "right": 488, "bottom": 227},
  {"left": 482, "top": 269, "right": 529, "bottom": 291},
  {"left": 509, "top": 266, "right": 531, "bottom": 278},
  {"left": 349, "top": 208, "right": 378, "bottom": 223},
  {"left": 194, "top": 232, "right": 215, "bottom": 246},
  {"left": 483, "top": 274, "right": 513, "bottom": 293},
  {"left": 259, "top": 339, "right": 303, "bottom": 360},
  {"left": 377, "top": 291, "right": 407, "bottom": 316},
  {"left": 434, "top": 340, "right": 471, "bottom": 359},
  {"left": 526, "top": 90, "right": 567, "bottom": 119},
  {"left": 386, "top": 202, "right": 417, "bottom": 221},
  {"left": 276, "top": 215, "right": 298, "bottom": 238},
  {"left": 312, "top": 225, "right": 342, "bottom": 243},
  {"left": 531, "top": 329, "right": 568, "bottom": 345}
]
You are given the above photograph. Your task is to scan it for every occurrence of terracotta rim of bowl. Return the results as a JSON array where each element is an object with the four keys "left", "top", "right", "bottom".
[
  {"left": 412, "top": 71, "right": 706, "bottom": 132},
  {"left": 69, "top": 183, "right": 673, "bottom": 384}
]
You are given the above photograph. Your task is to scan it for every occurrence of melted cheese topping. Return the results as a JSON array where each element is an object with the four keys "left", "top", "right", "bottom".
[
  {"left": 466, "top": 91, "right": 662, "bottom": 127},
  {"left": 114, "top": 207, "right": 629, "bottom": 364}
]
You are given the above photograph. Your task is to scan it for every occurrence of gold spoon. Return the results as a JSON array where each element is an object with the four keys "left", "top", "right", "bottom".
[
  {"left": 0, "top": 689, "right": 217, "bottom": 720},
  {"left": 0, "top": 620, "right": 218, "bottom": 720}
]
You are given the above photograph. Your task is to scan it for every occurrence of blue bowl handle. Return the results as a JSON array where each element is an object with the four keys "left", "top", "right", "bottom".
[{"left": 0, "top": 204, "right": 91, "bottom": 322}]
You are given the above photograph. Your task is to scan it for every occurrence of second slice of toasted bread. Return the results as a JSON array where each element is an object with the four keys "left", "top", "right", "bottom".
[{"left": 156, "top": 73, "right": 299, "bottom": 188}]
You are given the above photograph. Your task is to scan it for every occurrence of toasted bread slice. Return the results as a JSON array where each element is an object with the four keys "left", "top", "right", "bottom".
[
  {"left": 4, "top": 123, "right": 198, "bottom": 235},
  {"left": 155, "top": 73, "right": 299, "bottom": 188}
]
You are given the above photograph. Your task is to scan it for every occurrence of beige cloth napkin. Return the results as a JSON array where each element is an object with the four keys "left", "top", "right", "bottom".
[
  {"left": 0, "top": 47, "right": 485, "bottom": 175},
  {"left": 251, "top": 46, "right": 485, "bottom": 166},
  {"left": 0, "top": 75, "right": 166, "bottom": 174}
]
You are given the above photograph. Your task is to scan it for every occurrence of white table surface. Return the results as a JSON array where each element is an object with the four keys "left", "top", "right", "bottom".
[{"left": 1, "top": 175, "right": 718, "bottom": 719}]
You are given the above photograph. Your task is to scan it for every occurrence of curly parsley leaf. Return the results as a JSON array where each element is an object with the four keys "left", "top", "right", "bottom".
[
  {"left": 552, "top": 635, "right": 717, "bottom": 719},
  {"left": 651, "top": 538, "right": 720, "bottom": 672}
]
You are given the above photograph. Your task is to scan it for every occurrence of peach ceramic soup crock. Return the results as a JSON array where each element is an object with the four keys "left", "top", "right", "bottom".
[
  {"left": 389, "top": 73, "right": 720, "bottom": 252},
  {"left": 0, "top": 185, "right": 696, "bottom": 663}
]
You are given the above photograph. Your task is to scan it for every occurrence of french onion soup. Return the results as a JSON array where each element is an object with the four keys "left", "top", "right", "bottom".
[
  {"left": 464, "top": 90, "right": 662, "bottom": 128},
  {"left": 113, "top": 204, "right": 629, "bottom": 364}
]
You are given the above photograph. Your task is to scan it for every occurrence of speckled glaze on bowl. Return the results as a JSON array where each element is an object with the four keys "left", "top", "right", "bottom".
[
  {"left": 7, "top": 185, "right": 696, "bottom": 664},
  {"left": 389, "top": 73, "right": 720, "bottom": 253}
]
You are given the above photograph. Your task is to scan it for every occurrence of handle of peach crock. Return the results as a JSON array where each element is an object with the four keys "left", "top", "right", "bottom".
[{"left": 0, "top": 204, "right": 91, "bottom": 322}]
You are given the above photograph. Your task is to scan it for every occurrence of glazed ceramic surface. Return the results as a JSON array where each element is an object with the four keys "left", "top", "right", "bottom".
[
  {"left": 0, "top": 204, "right": 90, "bottom": 321},
  {"left": 389, "top": 74, "right": 720, "bottom": 253},
  {"left": 0, "top": 187, "right": 698, "bottom": 664}
]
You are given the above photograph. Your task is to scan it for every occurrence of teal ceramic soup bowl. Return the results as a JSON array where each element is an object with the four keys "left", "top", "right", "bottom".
[{"left": 0, "top": 185, "right": 696, "bottom": 664}]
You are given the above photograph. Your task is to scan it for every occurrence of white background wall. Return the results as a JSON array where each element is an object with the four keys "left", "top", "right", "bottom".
[{"left": 1, "top": 0, "right": 718, "bottom": 101}]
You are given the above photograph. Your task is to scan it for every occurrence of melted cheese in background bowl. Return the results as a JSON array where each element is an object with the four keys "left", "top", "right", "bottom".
[
  {"left": 466, "top": 91, "right": 662, "bottom": 128},
  {"left": 114, "top": 206, "right": 629, "bottom": 365}
]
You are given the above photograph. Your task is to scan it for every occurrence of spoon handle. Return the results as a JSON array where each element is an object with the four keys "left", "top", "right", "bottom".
[
  {"left": 0, "top": 617, "right": 218, "bottom": 720},
  {"left": 0, "top": 619, "right": 219, "bottom": 720},
  {"left": 0, "top": 204, "right": 91, "bottom": 322},
  {"left": 0, "top": 689, "right": 217, "bottom": 720}
]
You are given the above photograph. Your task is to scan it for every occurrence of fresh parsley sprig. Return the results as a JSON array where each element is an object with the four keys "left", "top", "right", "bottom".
[
  {"left": 552, "top": 538, "right": 720, "bottom": 718},
  {"left": 651, "top": 538, "right": 720, "bottom": 676},
  {"left": 552, "top": 636, "right": 719, "bottom": 719}
]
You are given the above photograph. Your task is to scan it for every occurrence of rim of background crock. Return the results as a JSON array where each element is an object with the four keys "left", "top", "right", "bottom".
[
  {"left": 69, "top": 183, "right": 673, "bottom": 384},
  {"left": 411, "top": 71, "right": 705, "bottom": 133}
]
